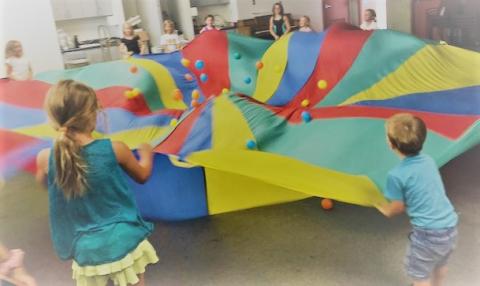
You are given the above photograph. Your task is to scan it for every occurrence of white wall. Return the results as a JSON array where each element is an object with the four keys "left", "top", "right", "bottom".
[
  {"left": 123, "top": 0, "right": 139, "bottom": 19},
  {"left": 197, "top": 4, "right": 233, "bottom": 24},
  {"left": 282, "top": 0, "right": 324, "bottom": 31},
  {"left": 136, "top": 0, "right": 164, "bottom": 45},
  {"left": 164, "top": 0, "right": 195, "bottom": 40},
  {"left": 0, "top": 0, "right": 64, "bottom": 77},
  {"left": 232, "top": 0, "right": 273, "bottom": 19},
  {"left": 55, "top": 1, "right": 126, "bottom": 40},
  {"left": 361, "top": 0, "right": 387, "bottom": 29},
  {"left": 386, "top": 0, "right": 412, "bottom": 33}
]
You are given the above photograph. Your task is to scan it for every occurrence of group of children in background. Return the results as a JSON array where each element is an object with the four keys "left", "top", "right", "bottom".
[{"left": 4, "top": 3, "right": 378, "bottom": 80}]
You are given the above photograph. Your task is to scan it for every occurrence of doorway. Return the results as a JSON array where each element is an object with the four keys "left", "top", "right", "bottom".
[{"left": 323, "top": 0, "right": 373, "bottom": 29}]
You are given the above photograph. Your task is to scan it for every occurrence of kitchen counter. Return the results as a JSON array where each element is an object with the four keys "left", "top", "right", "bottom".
[{"left": 61, "top": 37, "right": 121, "bottom": 53}]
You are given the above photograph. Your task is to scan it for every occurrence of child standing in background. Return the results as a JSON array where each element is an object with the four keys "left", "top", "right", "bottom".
[
  {"left": 199, "top": 15, "right": 219, "bottom": 34},
  {"left": 4, "top": 40, "right": 32, "bottom": 80},
  {"left": 269, "top": 2, "right": 291, "bottom": 40},
  {"left": 120, "top": 23, "right": 141, "bottom": 56},
  {"left": 360, "top": 9, "right": 377, "bottom": 30},
  {"left": 298, "top": 16, "right": 313, "bottom": 32},
  {"left": 159, "top": 20, "right": 185, "bottom": 53},
  {"left": 36, "top": 80, "right": 158, "bottom": 286},
  {"left": 377, "top": 113, "right": 458, "bottom": 286}
]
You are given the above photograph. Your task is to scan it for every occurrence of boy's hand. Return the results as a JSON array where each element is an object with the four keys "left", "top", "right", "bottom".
[{"left": 374, "top": 203, "right": 389, "bottom": 216}]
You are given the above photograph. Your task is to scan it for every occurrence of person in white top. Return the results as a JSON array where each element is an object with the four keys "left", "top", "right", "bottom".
[
  {"left": 160, "top": 20, "right": 186, "bottom": 53},
  {"left": 4, "top": 40, "right": 32, "bottom": 80},
  {"left": 298, "top": 16, "right": 313, "bottom": 32},
  {"left": 360, "top": 9, "right": 378, "bottom": 31}
]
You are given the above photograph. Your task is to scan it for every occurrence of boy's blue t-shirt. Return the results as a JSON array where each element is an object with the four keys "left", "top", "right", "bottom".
[{"left": 385, "top": 154, "right": 458, "bottom": 229}]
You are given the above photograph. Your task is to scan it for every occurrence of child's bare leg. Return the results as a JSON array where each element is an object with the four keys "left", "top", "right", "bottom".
[
  {"left": 0, "top": 243, "right": 9, "bottom": 261},
  {"left": 413, "top": 280, "right": 431, "bottom": 286},
  {"left": 432, "top": 266, "right": 448, "bottom": 286},
  {"left": 132, "top": 273, "right": 145, "bottom": 286},
  {"left": 12, "top": 267, "right": 37, "bottom": 286}
]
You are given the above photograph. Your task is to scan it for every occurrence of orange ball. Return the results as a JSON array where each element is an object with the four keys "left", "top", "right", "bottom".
[
  {"left": 173, "top": 89, "right": 183, "bottom": 101},
  {"left": 255, "top": 61, "right": 264, "bottom": 70},
  {"left": 191, "top": 99, "right": 199, "bottom": 107},
  {"left": 191, "top": 89, "right": 200, "bottom": 100},
  {"left": 129, "top": 65, "right": 138, "bottom": 73},
  {"left": 321, "top": 198, "right": 334, "bottom": 210}
]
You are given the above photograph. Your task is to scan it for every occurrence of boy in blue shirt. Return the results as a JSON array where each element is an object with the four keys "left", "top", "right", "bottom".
[{"left": 377, "top": 113, "right": 458, "bottom": 286}]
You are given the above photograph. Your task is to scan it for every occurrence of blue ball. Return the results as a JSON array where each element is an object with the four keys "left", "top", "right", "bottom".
[
  {"left": 200, "top": 73, "right": 208, "bottom": 82},
  {"left": 195, "top": 60, "right": 205, "bottom": 70},
  {"left": 234, "top": 52, "right": 241, "bottom": 60},
  {"left": 244, "top": 77, "right": 252, "bottom": 84},
  {"left": 301, "top": 111, "right": 312, "bottom": 123},
  {"left": 246, "top": 139, "right": 256, "bottom": 150}
]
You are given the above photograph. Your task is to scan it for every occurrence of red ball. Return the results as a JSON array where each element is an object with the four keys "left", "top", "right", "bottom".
[
  {"left": 191, "top": 99, "right": 199, "bottom": 107},
  {"left": 255, "top": 61, "right": 264, "bottom": 70},
  {"left": 321, "top": 198, "right": 334, "bottom": 210},
  {"left": 129, "top": 65, "right": 138, "bottom": 74}
]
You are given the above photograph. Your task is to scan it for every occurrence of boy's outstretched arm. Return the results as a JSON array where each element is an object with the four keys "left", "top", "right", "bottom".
[{"left": 376, "top": 200, "right": 405, "bottom": 218}]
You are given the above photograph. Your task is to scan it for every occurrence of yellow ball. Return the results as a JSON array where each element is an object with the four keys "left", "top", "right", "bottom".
[
  {"left": 192, "top": 89, "right": 200, "bottom": 100},
  {"left": 124, "top": 88, "right": 141, "bottom": 99},
  {"left": 317, "top": 80, "right": 328, "bottom": 90},
  {"left": 222, "top": 88, "right": 229, "bottom": 94},
  {"left": 274, "top": 65, "right": 282, "bottom": 73},
  {"left": 124, "top": 90, "right": 134, "bottom": 99},
  {"left": 170, "top": 119, "right": 178, "bottom": 127},
  {"left": 132, "top": 88, "right": 141, "bottom": 97},
  {"left": 181, "top": 58, "right": 190, "bottom": 67},
  {"left": 301, "top": 99, "right": 310, "bottom": 107}
]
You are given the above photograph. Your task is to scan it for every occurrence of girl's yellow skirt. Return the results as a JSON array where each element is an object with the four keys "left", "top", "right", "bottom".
[{"left": 72, "top": 240, "right": 158, "bottom": 286}]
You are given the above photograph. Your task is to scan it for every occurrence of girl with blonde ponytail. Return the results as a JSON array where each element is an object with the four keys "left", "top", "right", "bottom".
[{"left": 36, "top": 80, "right": 158, "bottom": 286}]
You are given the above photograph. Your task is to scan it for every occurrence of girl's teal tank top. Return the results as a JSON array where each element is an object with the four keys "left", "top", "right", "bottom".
[{"left": 47, "top": 139, "right": 153, "bottom": 266}]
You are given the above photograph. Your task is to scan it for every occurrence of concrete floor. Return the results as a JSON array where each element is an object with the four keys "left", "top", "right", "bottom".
[{"left": 1, "top": 147, "right": 479, "bottom": 286}]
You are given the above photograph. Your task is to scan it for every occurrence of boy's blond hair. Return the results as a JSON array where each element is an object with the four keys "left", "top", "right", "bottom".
[{"left": 386, "top": 113, "right": 427, "bottom": 156}]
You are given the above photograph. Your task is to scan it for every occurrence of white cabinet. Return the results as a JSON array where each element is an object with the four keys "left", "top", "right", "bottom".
[
  {"left": 51, "top": 0, "right": 113, "bottom": 21},
  {"left": 191, "top": 0, "right": 230, "bottom": 7},
  {"left": 95, "top": 0, "right": 113, "bottom": 17}
]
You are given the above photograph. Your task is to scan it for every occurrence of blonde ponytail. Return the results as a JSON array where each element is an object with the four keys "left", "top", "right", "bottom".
[
  {"left": 53, "top": 128, "right": 89, "bottom": 198},
  {"left": 45, "top": 80, "right": 100, "bottom": 198}
]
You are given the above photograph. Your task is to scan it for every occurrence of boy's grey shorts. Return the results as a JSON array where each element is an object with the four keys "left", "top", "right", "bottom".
[{"left": 405, "top": 226, "right": 458, "bottom": 281}]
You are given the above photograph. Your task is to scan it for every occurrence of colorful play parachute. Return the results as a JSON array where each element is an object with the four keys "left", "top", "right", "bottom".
[{"left": 1, "top": 24, "right": 480, "bottom": 220}]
